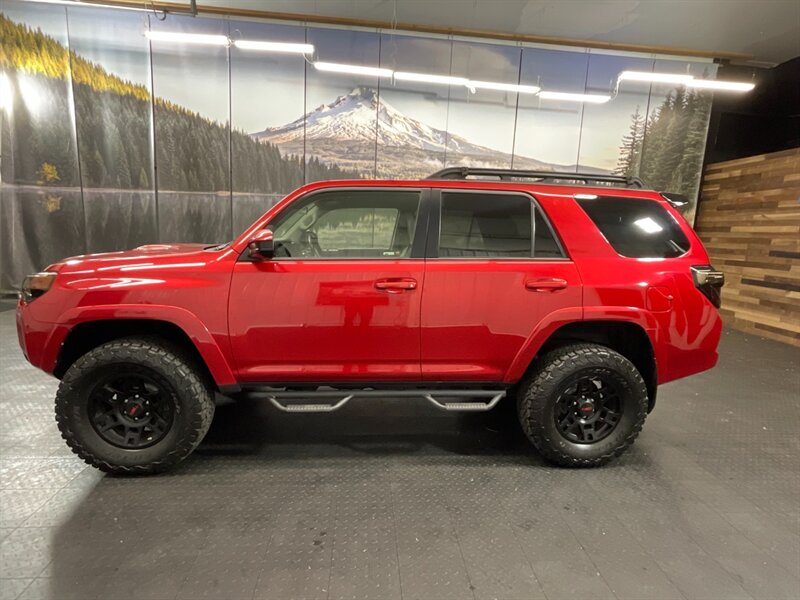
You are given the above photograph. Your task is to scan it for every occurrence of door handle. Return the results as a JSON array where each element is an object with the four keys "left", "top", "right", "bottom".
[
  {"left": 525, "top": 278, "right": 568, "bottom": 292},
  {"left": 375, "top": 278, "right": 417, "bottom": 293}
]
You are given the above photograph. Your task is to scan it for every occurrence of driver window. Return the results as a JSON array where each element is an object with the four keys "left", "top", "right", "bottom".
[{"left": 270, "top": 190, "right": 421, "bottom": 259}]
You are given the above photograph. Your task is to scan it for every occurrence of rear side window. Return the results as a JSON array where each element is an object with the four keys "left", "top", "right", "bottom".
[
  {"left": 440, "top": 192, "right": 531, "bottom": 257},
  {"left": 438, "top": 192, "right": 564, "bottom": 258},
  {"left": 577, "top": 197, "right": 690, "bottom": 258}
]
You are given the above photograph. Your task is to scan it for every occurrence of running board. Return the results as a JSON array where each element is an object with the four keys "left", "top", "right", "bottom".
[
  {"left": 423, "top": 393, "right": 505, "bottom": 412},
  {"left": 267, "top": 395, "right": 354, "bottom": 413},
  {"left": 260, "top": 389, "right": 506, "bottom": 414}
]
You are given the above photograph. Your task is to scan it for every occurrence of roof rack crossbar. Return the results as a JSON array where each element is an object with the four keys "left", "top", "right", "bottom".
[{"left": 427, "top": 167, "right": 646, "bottom": 189}]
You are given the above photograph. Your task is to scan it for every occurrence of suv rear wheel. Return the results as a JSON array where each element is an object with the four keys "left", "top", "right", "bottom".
[
  {"left": 55, "top": 337, "right": 215, "bottom": 474},
  {"left": 518, "top": 343, "right": 647, "bottom": 467}
]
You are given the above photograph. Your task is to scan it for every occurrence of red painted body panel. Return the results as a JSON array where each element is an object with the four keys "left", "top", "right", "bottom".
[
  {"left": 16, "top": 243, "right": 239, "bottom": 387},
  {"left": 16, "top": 178, "right": 722, "bottom": 394},
  {"left": 229, "top": 259, "right": 425, "bottom": 381},
  {"left": 534, "top": 190, "right": 721, "bottom": 383},
  {"left": 420, "top": 259, "right": 582, "bottom": 382}
]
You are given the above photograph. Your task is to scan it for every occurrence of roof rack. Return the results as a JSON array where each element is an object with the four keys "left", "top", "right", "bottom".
[{"left": 427, "top": 167, "right": 646, "bottom": 189}]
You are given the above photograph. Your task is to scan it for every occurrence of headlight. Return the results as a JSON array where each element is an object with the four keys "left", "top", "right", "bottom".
[{"left": 21, "top": 272, "right": 57, "bottom": 303}]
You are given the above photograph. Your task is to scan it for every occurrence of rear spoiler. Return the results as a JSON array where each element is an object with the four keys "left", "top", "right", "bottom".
[{"left": 660, "top": 192, "right": 690, "bottom": 209}]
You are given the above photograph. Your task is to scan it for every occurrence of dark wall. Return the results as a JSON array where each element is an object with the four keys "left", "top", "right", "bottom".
[{"left": 705, "top": 57, "right": 800, "bottom": 163}]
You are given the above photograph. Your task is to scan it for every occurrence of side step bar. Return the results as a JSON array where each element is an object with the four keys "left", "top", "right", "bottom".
[
  {"left": 422, "top": 393, "right": 505, "bottom": 412},
  {"left": 258, "top": 389, "right": 506, "bottom": 414},
  {"left": 267, "top": 395, "right": 354, "bottom": 413}
]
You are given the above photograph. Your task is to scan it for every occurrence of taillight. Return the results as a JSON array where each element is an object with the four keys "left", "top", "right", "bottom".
[
  {"left": 691, "top": 265, "right": 724, "bottom": 308},
  {"left": 21, "top": 272, "right": 57, "bottom": 303}
]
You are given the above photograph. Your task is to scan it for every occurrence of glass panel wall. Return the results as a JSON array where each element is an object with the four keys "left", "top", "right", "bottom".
[
  {"left": 514, "top": 48, "right": 589, "bottom": 171},
  {"left": 446, "top": 40, "right": 521, "bottom": 171},
  {"left": 0, "top": 1, "right": 720, "bottom": 289},
  {"left": 376, "top": 33, "right": 453, "bottom": 178},
  {"left": 304, "top": 27, "right": 381, "bottom": 182},
  {"left": 67, "top": 6, "right": 157, "bottom": 252},
  {"left": 149, "top": 13, "right": 231, "bottom": 243},
  {"left": 1, "top": 2, "right": 84, "bottom": 290},
  {"left": 230, "top": 19, "right": 306, "bottom": 234}
]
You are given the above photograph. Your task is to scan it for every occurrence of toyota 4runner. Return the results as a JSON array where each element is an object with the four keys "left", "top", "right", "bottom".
[{"left": 16, "top": 168, "right": 724, "bottom": 473}]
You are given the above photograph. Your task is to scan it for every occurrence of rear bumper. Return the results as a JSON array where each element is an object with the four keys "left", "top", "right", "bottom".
[{"left": 658, "top": 306, "right": 723, "bottom": 384}]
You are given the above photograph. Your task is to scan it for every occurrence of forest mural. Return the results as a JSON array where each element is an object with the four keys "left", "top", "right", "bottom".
[
  {"left": 0, "top": 13, "right": 354, "bottom": 191},
  {"left": 0, "top": 1, "right": 718, "bottom": 291},
  {"left": 615, "top": 88, "right": 712, "bottom": 198}
]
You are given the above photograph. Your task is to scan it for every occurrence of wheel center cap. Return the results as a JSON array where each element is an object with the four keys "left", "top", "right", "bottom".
[
  {"left": 579, "top": 400, "right": 596, "bottom": 417},
  {"left": 123, "top": 398, "right": 145, "bottom": 419}
]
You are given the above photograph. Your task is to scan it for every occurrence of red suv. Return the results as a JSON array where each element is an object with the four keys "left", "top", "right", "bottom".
[{"left": 16, "top": 168, "right": 723, "bottom": 473}]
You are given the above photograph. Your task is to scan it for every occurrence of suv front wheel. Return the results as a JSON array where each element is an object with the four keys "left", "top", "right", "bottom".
[
  {"left": 518, "top": 343, "right": 648, "bottom": 467},
  {"left": 55, "top": 337, "right": 215, "bottom": 474}
]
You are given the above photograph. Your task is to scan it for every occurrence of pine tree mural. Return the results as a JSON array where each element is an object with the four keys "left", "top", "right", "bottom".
[
  {"left": 0, "top": 14, "right": 359, "bottom": 193},
  {"left": 617, "top": 86, "right": 713, "bottom": 205},
  {"left": 673, "top": 90, "right": 712, "bottom": 196},
  {"left": 614, "top": 105, "right": 645, "bottom": 177}
]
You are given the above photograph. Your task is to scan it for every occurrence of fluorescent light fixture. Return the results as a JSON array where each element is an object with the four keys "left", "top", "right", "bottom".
[
  {"left": 687, "top": 79, "right": 755, "bottom": 92},
  {"left": 394, "top": 71, "right": 469, "bottom": 86},
  {"left": 33, "top": 0, "right": 145, "bottom": 10},
  {"left": 538, "top": 91, "right": 611, "bottom": 104},
  {"left": 618, "top": 71, "right": 694, "bottom": 85},
  {"left": 233, "top": 40, "right": 314, "bottom": 55},
  {"left": 313, "top": 62, "right": 393, "bottom": 77},
  {"left": 145, "top": 31, "right": 229, "bottom": 46},
  {"left": 634, "top": 217, "right": 663, "bottom": 234},
  {"left": 468, "top": 80, "right": 541, "bottom": 94}
]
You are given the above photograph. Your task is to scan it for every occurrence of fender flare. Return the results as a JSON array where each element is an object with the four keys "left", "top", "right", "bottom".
[
  {"left": 504, "top": 306, "right": 661, "bottom": 383},
  {"left": 42, "top": 304, "right": 239, "bottom": 389}
]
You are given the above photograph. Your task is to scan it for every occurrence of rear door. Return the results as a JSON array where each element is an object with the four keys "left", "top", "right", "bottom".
[{"left": 420, "top": 189, "right": 582, "bottom": 382}]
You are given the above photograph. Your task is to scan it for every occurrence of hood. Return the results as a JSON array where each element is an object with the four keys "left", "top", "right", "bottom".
[{"left": 48, "top": 243, "right": 214, "bottom": 273}]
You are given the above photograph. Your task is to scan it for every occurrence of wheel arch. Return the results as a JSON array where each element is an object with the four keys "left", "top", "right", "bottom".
[
  {"left": 50, "top": 306, "right": 239, "bottom": 392},
  {"left": 513, "top": 319, "right": 659, "bottom": 412}
]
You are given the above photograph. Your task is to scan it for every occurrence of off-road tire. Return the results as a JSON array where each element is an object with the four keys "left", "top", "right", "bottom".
[
  {"left": 517, "top": 343, "right": 648, "bottom": 467},
  {"left": 55, "top": 337, "right": 215, "bottom": 474}
]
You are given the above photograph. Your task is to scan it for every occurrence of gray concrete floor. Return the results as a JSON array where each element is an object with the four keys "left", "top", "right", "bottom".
[{"left": 0, "top": 307, "right": 798, "bottom": 600}]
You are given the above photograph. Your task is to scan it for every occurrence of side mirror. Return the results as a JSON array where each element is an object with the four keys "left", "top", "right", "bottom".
[{"left": 247, "top": 229, "right": 274, "bottom": 260}]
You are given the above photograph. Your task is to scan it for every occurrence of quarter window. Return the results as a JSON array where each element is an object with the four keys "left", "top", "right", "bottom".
[
  {"left": 534, "top": 207, "right": 564, "bottom": 258},
  {"left": 577, "top": 197, "right": 690, "bottom": 258}
]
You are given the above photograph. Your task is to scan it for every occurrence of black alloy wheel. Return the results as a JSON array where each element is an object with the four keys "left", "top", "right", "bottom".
[
  {"left": 554, "top": 371, "right": 623, "bottom": 444},
  {"left": 88, "top": 372, "right": 175, "bottom": 449},
  {"left": 56, "top": 337, "right": 215, "bottom": 474},
  {"left": 517, "top": 343, "right": 648, "bottom": 467}
]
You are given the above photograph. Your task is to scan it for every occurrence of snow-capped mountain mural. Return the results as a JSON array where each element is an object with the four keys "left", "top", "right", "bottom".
[
  {"left": 2, "top": 3, "right": 715, "bottom": 292},
  {"left": 252, "top": 87, "right": 591, "bottom": 179}
]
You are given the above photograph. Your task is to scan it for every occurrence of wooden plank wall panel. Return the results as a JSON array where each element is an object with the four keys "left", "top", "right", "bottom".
[{"left": 695, "top": 147, "right": 800, "bottom": 346}]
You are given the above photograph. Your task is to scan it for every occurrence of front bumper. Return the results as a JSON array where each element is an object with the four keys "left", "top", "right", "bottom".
[{"left": 16, "top": 298, "right": 65, "bottom": 376}]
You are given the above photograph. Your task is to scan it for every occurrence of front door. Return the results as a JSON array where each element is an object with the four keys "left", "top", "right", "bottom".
[
  {"left": 229, "top": 187, "right": 428, "bottom": 383},
  {"left": 420, "top": 189, "right": 582, "bottom": 382}
]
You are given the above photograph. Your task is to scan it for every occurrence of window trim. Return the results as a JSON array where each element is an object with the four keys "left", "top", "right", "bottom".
[
  {"left": 427, "top": 188, "right": 568, "bottom": 261},
  {"left": 248, "top": 186, "right": 432, "bottom": 262}
]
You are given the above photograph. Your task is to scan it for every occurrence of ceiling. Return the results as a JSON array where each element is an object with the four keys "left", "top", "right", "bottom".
[{"left": 191, "top": 0, "right": 800, "bottom": 66}]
